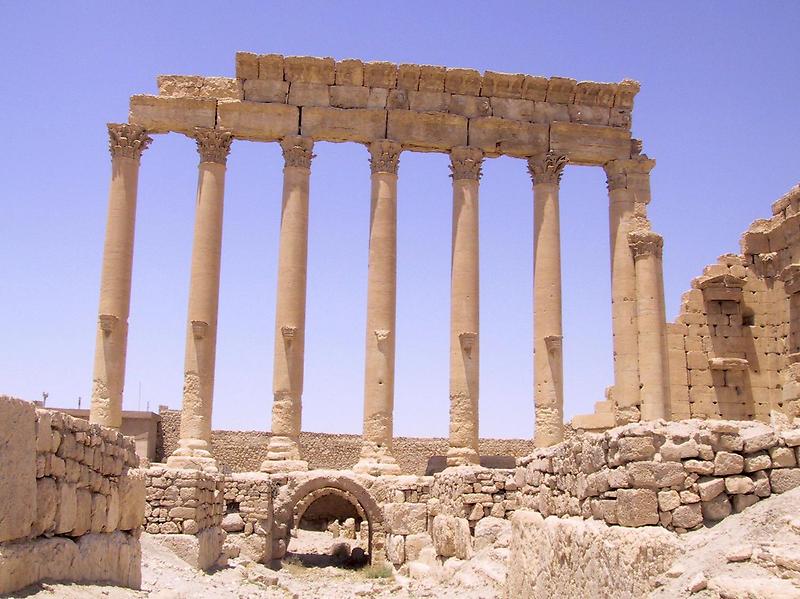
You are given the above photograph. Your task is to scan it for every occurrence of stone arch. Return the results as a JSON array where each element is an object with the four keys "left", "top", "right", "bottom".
[{"left": 271, "top": 473, "right": 385, "bottom": 565}]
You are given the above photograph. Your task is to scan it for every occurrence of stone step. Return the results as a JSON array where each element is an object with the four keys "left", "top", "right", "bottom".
[{"left": 571, "top": 411, "right": 616, "bottom": 430}]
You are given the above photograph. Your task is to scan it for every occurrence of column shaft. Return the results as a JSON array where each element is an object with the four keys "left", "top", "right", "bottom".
[
  {"left": 262, "top": 136, "right": 314, "bottom": 473},
  {"left": 90, "top": 124, "right": 151, "bottom": 429},
  {"left": 529, "top": 153, "right": 568, "bottom": 447},
  {"left": 355, "top": 141, "right": 402, "bottom": 475},
  {"left": 447, "top": 147, "right": 483, "bottom": 467},
  {"left": 167, "top": 128, "right": 232, "bottom": 472},
  {"left": 630, "top": 231, "right": 668, "bottom": 420}
]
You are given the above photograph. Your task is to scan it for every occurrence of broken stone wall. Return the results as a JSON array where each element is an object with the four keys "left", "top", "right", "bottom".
[
  {"left": 157, "top": 407, "right": 534, "bottom": 475},
  {"left": 668, "top": 184, "right": 800, "bottom": 423},
  {"left": 0, "top": 396, "right": 143, "bottom": 594},
  {"left": 517, "top": 418, "right": 800, "bottom": 532}
]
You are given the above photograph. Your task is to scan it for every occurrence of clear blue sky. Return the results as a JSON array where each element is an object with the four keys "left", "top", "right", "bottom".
[{"left": 1, "top": 2, "right": 798, "bottom": 439}]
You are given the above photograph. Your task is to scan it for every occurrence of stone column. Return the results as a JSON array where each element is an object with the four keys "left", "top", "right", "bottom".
[
  {"left": 528, "top": 152, "right": 568, "bottom": 447},
  {"left": 89, "top": 124, "right": 152, "bottom": 429},
  {"left": 604, "top": 156, "right": 655, "bottom": 423},
  {"left": 447, "top": 146, "right": 483, "bottom": 467},
  {"left": 261, "top": 136, "right": 315, "bottom": 473},
  {"left": 629, "top": 230, "right": 668, "bottom": 420},
  {"left": 354, "top": 140, "right": 402, "bottom": 475},
  {"left": 166, "top": 128, "right": 233, "bottom": 472}
]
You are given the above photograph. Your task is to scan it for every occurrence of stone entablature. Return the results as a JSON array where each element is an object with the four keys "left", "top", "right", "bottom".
[{"left": 130, "top": 53, "right": 638, "bottom": 164}]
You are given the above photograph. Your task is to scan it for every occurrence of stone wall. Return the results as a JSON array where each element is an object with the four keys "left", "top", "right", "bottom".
[
  {"left": 0, "top": 396, "right": 143, "bottom": 594},
  {"left": 157, "top": 407, "right": 535, "bottom": 475},
  {"left": 516, "top": 418, "right": 800, "bottom": 531},
  {"left": 667, "top": 184, "right": 800, "bottom": 423}
]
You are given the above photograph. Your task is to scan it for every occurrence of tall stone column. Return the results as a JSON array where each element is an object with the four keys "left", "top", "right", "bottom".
[
  {"left": 447, "top": 146, "right": 483, "bottom": 467},
  {"left": 629, "top": 230, "right": 669, "bottom": 420},
  {"left": 604, "top": 156, "right": 655, "bottom": 423},
  {"left": 354, "top": 140, "right": 403, "bottom": 475},
  {"left": 90, "top": 124, "right": 152, "bottom": 429},
  {"left": 261, "top": 136, "right": 315, "bottom": 473},
  {"left": 528, "top": 152, "right": 568, "bottom": 447},
  {"left": 167, "top": 128, "right": 233, "bottom": 473}
]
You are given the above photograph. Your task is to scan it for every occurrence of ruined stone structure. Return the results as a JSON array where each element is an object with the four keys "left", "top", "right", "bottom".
[{"left": 89, "top": 52, "right": 672, "bottom": 477}]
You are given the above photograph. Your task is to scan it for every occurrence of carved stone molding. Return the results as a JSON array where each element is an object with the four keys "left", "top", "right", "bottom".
[
  {"left": 628, "top": 229, "right": 663, "bottom": 259},
  {"left": 191, "top": 320, "right": 208, "bottom": 340},
  {"left": 459, "top": 331, "right": 477, "bottom": 357},
  {"left": 374, "top": 329, "right": 391, "bottom": 343},
  {"left": 193, "top": 128, "right": 233, "bottom": 165},
  {"left": 281, "top": 325, "right": 297, "bottom": 339},
  {"left": 98, "top": 314, "right": 118, "bottom": 335},
  {"left": 108, "top": 123, "right": 152, "bottom": 161},
  {"left": 544, "top": 335, "right": 563, "bottom": 353},
  {"left": 527, "top": 152, "right": 568, "bottom": 185},
  {"left": 280, "top": 136, "right": 315, "bottom": 169},
  {"left": 368, "top": 140, "right": 402, "bottom": 175},
  {"left": 604, "top": 157, "right": 655, "bottom": 192},
  {"left": 449, "top": 147, "right": 484, "bottom": 181}
]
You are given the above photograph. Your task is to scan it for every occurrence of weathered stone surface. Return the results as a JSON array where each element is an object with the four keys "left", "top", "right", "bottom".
[
  {"left": 216, "top": 102, "right": 298, "bottom": 141},
  {"left": 474, "top": 516, "right": 512, "bottom": 550},
  {"left": 0, "top": 397, "right": 36, "bottom": 543},
  {"left": 300, "top": 106, "right": 386, "bottom": 143},
  {"left": 129, "top": 95, "right": 216, "bottom": 133},
  {"left": 549, "top": 122, "right": 631, "bottom": 166},
  {"left": 221, "top": 512, "right": 245, "bottom": 533},
  {"left": 507, "top": 510, "right": 680, "bottom": 599},
  {"left": 118, "top": 470, "right": 145, "bottom": 531},
  {"left": 404, "top": 532, "right": 433, "bottom": 562},
  {"left": 386, "top": 534, "right": 405, "bottom": 565},
  {"left": 616, "top": 488, "right": 658, "bottom": 527},
  {"left": 770, "top": 468, "right": 800, "bottom": 493},
  {"left": 243, "top": 79, "right": 289, "bottom": 103},
  {"left": 329, "top": 85, "right": 369, "bottom": 109},
  {"left": 387, "top": 110, "right": 467, "bottom": 151},
  {"left": 383, "top": 503, "right": 427, "bottom": 535},
  {"left": 284, "top": 56, "right": 335, "bottom": 85},
  {"left": 432, "top": 514, "right": 472, "bottom": 560},
  {"left": 701, "top": 494, "right": 732, "bottom": 521},
  {"left": 287, "top": 82, "right": 330, "bottom": 107},
  {"left": 671, "top": 503, "right": 703, "bottom": 529},
  {"left": 714, "top": 451, "right": 745, "bottom": 476},
  {"left": 149, "top": 526, "right": 226, "bottom": 570},
  {"left": 468, "top": 117, "right": 548, "bottom": 157}
]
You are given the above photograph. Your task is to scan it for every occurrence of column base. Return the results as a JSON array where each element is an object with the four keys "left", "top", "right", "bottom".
[
  {"left": 352, "top": 441, "right": 401, "bottom": 476},
  {"left": 165, "top": 443, "right": 219, "bottom": 473},
  {"left": 260, "top": 435, "right": 307, "bottom": 473},
  {"left": 446, "top": 446, "right": 480, "bottom": 467}
]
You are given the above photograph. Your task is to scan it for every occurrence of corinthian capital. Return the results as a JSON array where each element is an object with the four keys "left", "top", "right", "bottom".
[
  {"left": 449, "top": 146, "right": 484, "bottom": 181},
  {"left": 368, "top": 140, "right": 402, "bottom": 175},
  {"left": 193, "top": 128, "right": 233, "bottom": 165},
  {"left": 108, "top": 123, "right": 152, "bottom": 161},
  {"left": 527, "top": 152, "right": 568, "bottom": 185},
  {"left": 628, "top": 229, "right": 663, "bottom": 259},
  {"left": 280, "top": 136, "right": 315, "bottom": 169}
]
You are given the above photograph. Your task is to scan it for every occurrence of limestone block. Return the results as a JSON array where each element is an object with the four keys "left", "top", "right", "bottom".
[
  {"left": 532, "top": 101, "right": 570, "bottom": 124},
  {"left": 697, "top": 477, "right": 725, "bottom": 501},
  {"left": 609, "top": 108, "right": 632, "bottom": 128},
  {"left": 617, "top": 437, "right": 657, "bottom": 463},
  {"left": 386, "top": 534, "right": 405, "bottom": 565},
  {"left": 409, "top": 91, "right": 450, "bottom": 112},
  {"left": 481, "top": 71, "right": 524, "bottom": 98},
  {"left": 701, "top": 494, "right": 732, "bottom": 521},
  {"left": 432, "top": 514, "right": 472, "bottom": 559},
  {"left": 725, "top": 475, "right": 755, "bottom": 495},
  {"left": 770, "top": 468, "right": 800, "bottom": 493},
  {"left": 226, "top": 532, "right": 271, "bottom": 563},
  {"left": 490, "top": 97, "right": 534, "bottom": 121},
  {"left": 301, "top": 106, "right": 386, "bottom": 142},
  {"left": 445, "top": 68, "right": 481, "bottom": 95},
  {"left": 216, "top": 101, "right": 298, "bottom": 141},
  {"left": 549, "top": 122, "right": 631, "bottom": 166},
  {"left": 546, "top": 77, "right": 577, "bottom": 103},
  {"left": 387, "top": 110, "right": 467, "bottom": 151},
  {"left": 35, "top": 409, "right": 52, "bottom": 452},
  {"left": 568, "top": 104, "right": 611, "bottom": 126},
  {"left": 243, "top": 79, "right": 289, "bottom": 103},
  {"left": 383, "top": 503, "right": 428, "bottom": 535},
  {"left": 335, "top": 59, "right": 364, "bottom": 86},
  {"left": 616, "top": 488, "right": 658, "bottom": 527},
  {"left": 258, "top": 54, "right": 284, "bottom": 80},
  {"left": 448, "top": 94, "right": 492, "bottom": 118},
  {"left": 329, "top": 85, "right": 369, "bottom": 109},
  {"left": 157, "top": 76, "right": 241, "bottom": 101},
  {"left": 361, "top": 61, "right": 396, "bottom": 89},
  {"left": 468, "top": 117, "right": 547, "bottom": 157},
  {"left": 118, "top": 471, "right": 145, "bottom": 531},
  {"left": 90, "top": 492, "right": 107, "bottom": 533},
  {"left": 474, "top": 516, "right": 512, "bottom": 550},
  {"left": 287, "top": 82, "right": 330, "bottom": 107},
  {"left": 54, "top": 481, "right": 77, "bottom": 535},
  {"left": 671, "top": 503, "right": 703, "bottom": 529},
  {"left": 404, "top": 532, "right": 433, "bottom": 562},
  {"left": 419, "top": 65, "right": 446, "bottom": 92},
  {"left": 743, "top": 452, "right": 772, "bottom": 472},
  {"left": 129, "top": 95, "right": 216, "bottom": 133},
  {"left": 106, "top": 485, "right": 120, "bottom": 532},
  {"left": 0, "top": 396, "right": 36, "bottom": 543},
  {"left": 714, "top": 451, "right": 745, "bottom": 475},
  {"left": 235, "top": 52, "right": 259, "bottom": 79},
  {"left": 284, "top": 56, "right": 335, "bottom": 85},
  {"left": 367, "top": 88, "right": 388, "bottom": 109},
  {"left": 657, "top": 490, "right": 680, "bottom": 512},
  {"left": 71, "top": 489, "right": 92, "bottom": 536},
  {"left": 507, "top": 510, "right": 680, "bottom": 599},
  {"left": 732, "top": 493, "right": 759, "bottom": 512},
  {"left": 32, "top": 476, "right": 57, "bottom": 537},
  {"left": 387, "top": 89, "right": 409, "bottom": 109},
  {"left": 397, "top": 64, "right": 420, "bottom": 91},
  {"left": 149, "top": 527, "right": 226, "bottom": 570},
  {"left": 770, "top": 446, "right": 797, "bottom": 467},
  {"left": 522, "top": 76, "right": 549, "bottom": 101}
]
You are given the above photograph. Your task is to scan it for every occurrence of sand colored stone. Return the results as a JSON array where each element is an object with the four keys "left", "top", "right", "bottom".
[{"left": 261, "top": 136, "right": 315, "bottom": 473}]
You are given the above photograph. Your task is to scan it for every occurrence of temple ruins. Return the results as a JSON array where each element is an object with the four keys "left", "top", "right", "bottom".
[{"left": 2, "top": 51, "right": 800, "bottom": 596}]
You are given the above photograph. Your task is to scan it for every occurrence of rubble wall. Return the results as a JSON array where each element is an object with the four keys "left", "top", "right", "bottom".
[
  {"left": 157, "top": 408, "right": 534, "bottom": 475},
  {"left": 668, "top": 184, "right": 800, "bottom": 423},
  {"left": 0, "top": 396, "right": 143, "bottom": 594}
]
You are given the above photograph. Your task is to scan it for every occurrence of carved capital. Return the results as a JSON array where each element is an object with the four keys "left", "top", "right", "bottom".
[
  {"left": 449, "top": 147, "right": 484, "bottom": 181},
  {"left": 604, "top": 156, "right": 655, "bottom": 192},
  {"left": 108, "top": 123, "right": 152, "bottom": 161},
  {"left": 280, "top": 136, "right": 315, "bottom": 169},
  {"left": 527, "top": 152, "right": 568, "bottom": 185},
  {"left": 628, "top": 229, "right": 663, "bottom": 259},
  {"left": 368, "top": 140, "right": 402, "bottom": 175},
  {"left": 193, "top": 128, "right": 233, "bottom": 165}
]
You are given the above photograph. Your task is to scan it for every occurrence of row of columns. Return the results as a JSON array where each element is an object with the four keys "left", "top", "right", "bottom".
[{"left": 89, "top": 123, "right": 670, "bottom": 474}]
